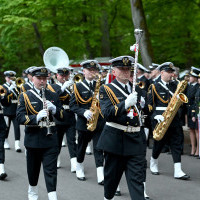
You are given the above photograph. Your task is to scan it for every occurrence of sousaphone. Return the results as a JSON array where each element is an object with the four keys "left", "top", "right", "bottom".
[{"left": 43, "top": 47, "right": 69, "bottom": 73}]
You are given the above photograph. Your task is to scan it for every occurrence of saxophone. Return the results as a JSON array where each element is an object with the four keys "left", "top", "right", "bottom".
[
  {"left": 153, "top": 80, "right": 188, "bottom": 141},
  {"left": 87, "top": 74, "right": 101, "bottom": 131}
]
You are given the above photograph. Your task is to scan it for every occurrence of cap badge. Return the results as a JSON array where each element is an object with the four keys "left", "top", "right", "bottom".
[
  {"left": 90, "top": 61, "right": 95, "bottom": 66},
  {"left": 63, "top": 68, "right": 67, "bottom": 73},
  {"left": 122, "top": 57, "right": 129, "bottom": 66},
  {"left": 41, "top": 68, "right": 47, "bottom": 73},
  {"left": 169, "top": 63, "right": 173, "bottom": 68}
]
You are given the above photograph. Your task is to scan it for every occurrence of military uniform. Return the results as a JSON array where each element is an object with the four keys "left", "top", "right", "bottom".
[
  {"left": 16, "top": 67, "right": 64, "bottom": 199},
  {"left": 3, "top": 71, "right": 21, "bottom": 151},
  {"left": 48, "top": 68, "right": 77, "bottom": 164},
  {"left": 97, "top": 56, "right": 147, "bottom": 200},
  {"left": 193, "top": 85, "right": 200, "bottom": 130},
  {"left": 147, "top": 62, "right": 189, "bottom": 180},
  {"left": 69, "top": 60, "right": 105, "bottom": 183}
]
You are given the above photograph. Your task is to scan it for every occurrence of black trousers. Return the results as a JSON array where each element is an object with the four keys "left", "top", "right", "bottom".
[
  {"left": 104, "top": 152, "right": 146, "bottom": 200},
  {"left": 0, "top": 139, "right": 5, "bottom": 164},
  {"left": 57, "top": 124, "right": 77, "bottom": 158},
  {"left": 26, "top": 147, "right": 59, "bottom": 192},
  {"left": 152, "top": 125, "right": 183, "bottom": 163},
  {"left": 5, "top": 115, "right": 20, "bottom": 140},
  {"left": 77, "top": 130, "right": 104, "bottom": 167}
]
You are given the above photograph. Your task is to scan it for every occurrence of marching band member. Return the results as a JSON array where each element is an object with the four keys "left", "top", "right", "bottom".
[
  {"left": 3, "top": 70, "right": 21, "bottom": 152},
  {"left": 97, "top": 56, "right": 147, "bottom": 200},
  {"left": 186, "top": 67, "right": 200, "bottom": 157},
  {"left": 47, "top": 67, "right": 77, "bottom": 171},
  {"left": 147, "top": 62, "right": 190, "bottom": 180},
  {"left": 21, "top": 66, "right": 36, "bottom": 92},
  {"left": 16, "top": 67, "right": 64, "bottom": 200},
  {"left": 69, "top": 60, "right": 105, "bottom": 185}
]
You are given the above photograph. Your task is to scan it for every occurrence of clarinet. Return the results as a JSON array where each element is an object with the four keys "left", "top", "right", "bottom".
[{"left": 41, "top": 86, "right": 53, "bottom": 136}]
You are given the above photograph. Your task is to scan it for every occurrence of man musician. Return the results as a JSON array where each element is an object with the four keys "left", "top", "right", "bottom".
[
  {"left": 3, "top": 70, "right": 21, "bottom": 152},
  {"left": 47, "top": 67, "right": 77, "bottom": 172},
  {"left": 17, "top": 67, "right": 64, "bottom": 200},
  {"left": 69, "top": 60, "right": 105, "bottom": 185},
  {"left": 147, "top": 62, "right": 190, "bottom": 180},
  {"left": 97, "top": 56, "right": 147, "bottom": 200},
  {"left": 21, "top": 66, "right": 36, "bottom": 92}
]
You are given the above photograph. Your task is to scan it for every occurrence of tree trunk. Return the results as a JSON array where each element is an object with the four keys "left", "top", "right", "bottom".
[
  {"left": 32, "top": 23, "right": 45, "bottom": 57},
  {"left": 130, "top": 0, "right": 153, "bottom": 67},
  {"left": 101, "top": 9, "right": 110, "bottom": 56}
]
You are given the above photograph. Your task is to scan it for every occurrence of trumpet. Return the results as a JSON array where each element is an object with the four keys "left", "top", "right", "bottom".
[
  {"left": 137, "top": 81, "right": 145, "bottom": 89},
  {"left": 73, "top": 73, "right": 84, "bottom": 83},
  {"left": 10, "top": 77, "right": 25, "bottom": 88},
  {"left": 0, "top": 85, "right": 7, "bottom": 96}
]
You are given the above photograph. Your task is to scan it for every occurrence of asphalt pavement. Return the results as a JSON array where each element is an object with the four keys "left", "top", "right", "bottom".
[{"left": 0, "top": 125, "right": 200, "bottom": 200}]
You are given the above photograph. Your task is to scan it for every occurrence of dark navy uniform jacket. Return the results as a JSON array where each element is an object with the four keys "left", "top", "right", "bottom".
[
  {"left": 3, "top": 83, "right": 19, "bottom": 116},
  {"left": 16, "top": 88, "right": 64, "bottom": 148},
  {"left": 21, "top": 81, "right": 33, "bottom": 92},
  {"left": 0, "top": 101, "right": 7, "bottom": 139},
  {"left": 48, "top": 83, "right": 76, "bottom": 126},
  {"left": 97, "top": 79, "right": 146, "bottom": 156},
  {"left": 185, "top": 83, "right": 199, "bottom": 118},
  {"left": 147, "top": 80, "right": 180, "bottom": 129},
  {"left": 69, "top": 79, "right": 105, "bottom": 132}
]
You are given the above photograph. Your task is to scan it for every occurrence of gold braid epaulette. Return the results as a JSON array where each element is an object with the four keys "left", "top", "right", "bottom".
[
  {"left": 152, "top": 84, "right": 169, "bottom": 104},
  {"left": 47, "top": 84, "right": 56, "bottom": 93},
  {"left": 7, "top": 93, "right": 13, "bottom": 103},
  {"left": 60, "top": 94, "right": 69, "bottom": 101},
  {"left": 73, "top": 83, "right": 92, "bottom": 104},
  {"left": 22, "top": 92, "right": 38, "bottom": 115},
  {"left": 21, "top": 85, "right": 26, "bottom": 93},
  {"left": 103, "top": 85, "right": 120, "bottom": 116}
]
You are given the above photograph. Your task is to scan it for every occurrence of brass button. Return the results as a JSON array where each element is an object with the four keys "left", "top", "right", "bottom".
[
  {"left": 127, "top": 122, "right": 129, "bottom": 125},
  {"left": 135, "top": 123, "right": 137, "bottom": 126}
]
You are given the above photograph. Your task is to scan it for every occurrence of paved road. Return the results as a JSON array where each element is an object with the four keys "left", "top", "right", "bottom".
[{"left": 0, "top": 125, "right": 200, "bottom": 200}]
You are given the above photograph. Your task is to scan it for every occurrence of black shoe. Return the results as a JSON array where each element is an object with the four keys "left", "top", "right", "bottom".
[
  {"left": 16, "top": 149, "right": 22, "bottom": 153},
  {"left": 0, "top": 173, "right": 7, "bottom": 180},
  {"left": 151, "top": 171, "right": 160, "bottom": 175},
  {"left": 77, "top": 177, "right": 86, "bottom": 181},
  {"left": 85, "top": 152, "right": 92, "bottom": 155},
  {"left": 115, "top": 191, "right": 121, "bottom": 196},
  {"left": 194, "top": 155, "right": 199, "bottom": 158},
  {"left": 98, "top": 180, "right": 104, "bottom": 185},
  {"left": 175, "top": 174, "right": 190, "bottom": 180}
]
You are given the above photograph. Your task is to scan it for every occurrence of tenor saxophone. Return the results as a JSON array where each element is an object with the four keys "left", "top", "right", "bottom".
[
  {"left": 87, "top": 74, "right": 101, "bottom": 132},
  {"left": 153, "top": 80, "right": 188, "bottom": 141}
]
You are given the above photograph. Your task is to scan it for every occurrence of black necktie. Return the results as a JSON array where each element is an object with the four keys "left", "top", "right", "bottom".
[
  {"left": 89, "top": 82, "right": 93, "bottom": 91},
  {"left": 125, "top": 85, "right": 129, "bottom": 94}
]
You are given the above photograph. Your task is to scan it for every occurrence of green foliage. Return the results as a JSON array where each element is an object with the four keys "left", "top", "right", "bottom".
[{"left": 0, "top": 0, "right": 199, "bottom": 76}]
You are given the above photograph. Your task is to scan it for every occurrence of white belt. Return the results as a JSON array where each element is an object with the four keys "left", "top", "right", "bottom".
[
  {"left": 11, "top": 100, "right": 18, "bottom": 103},
  {"left": 106, "top": 122, "right": 140, "bottom": 133},
  {"left": 155, "top": 107, "right": 167, "bottom": 111},
  {"left": 63, "top": 105, "right": 69, "bottom": 110},
  {"left": 0, "top": 110, "right": 3, "bottom": 114}
]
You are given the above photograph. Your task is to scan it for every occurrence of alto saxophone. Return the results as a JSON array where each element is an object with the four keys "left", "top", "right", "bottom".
[
  {"left": 153, "top": 80, "right": 188, "bottom": 141},
  {"left": 41, "top": 86, "right": 53, "bottom": 136},
  {"left": 87, "top": 74, "right": 101, "bottom": 131}
]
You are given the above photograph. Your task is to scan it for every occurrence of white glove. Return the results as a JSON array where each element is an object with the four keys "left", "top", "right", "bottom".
[
  {"left": 83, "top": 110, "right": 93, "bottom": 120},
  {"left": 140, "top": 96, "right": 145, "bottom": 108},
  {"left": 154, "top": 115, "right": 164, "bottom": 123},
  {"left": 36, "top": 109, "right": 48, "bottom": 122},
  {"left": 61, "top": 80, "right": 74, "bottom": 92},
  {"left": 9, "top": 84, "right": 16, "bottom": 91},
  {"left": 125, "top": 92, "right": 138, "bottom": 109},
  {"left": 46, "top": 100, "right": 56, "bottom": 115}
]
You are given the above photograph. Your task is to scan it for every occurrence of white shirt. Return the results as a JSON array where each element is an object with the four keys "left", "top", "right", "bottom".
[{"left": 117, "top": 80, "right": 131, "bottom": 93}]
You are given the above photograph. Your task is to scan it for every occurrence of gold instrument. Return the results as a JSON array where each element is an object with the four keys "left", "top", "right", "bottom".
[
  {"left": 0, "top": 85, "right": 7, "bottom": 96},
  {"left": 87, "top": 74, "right": 102, "bottom": 131},
  {"left": 73, "top": 73, "right": 84, "bottom": 83},
  {"left": 15, "top": 77, "right": 25, "bottom": 88},
  {"left": 137, "top": 81, "right": 145, "bottom": 89},
  {"left": 153, "top": 80, "right": 188, "bottom": 141}
]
